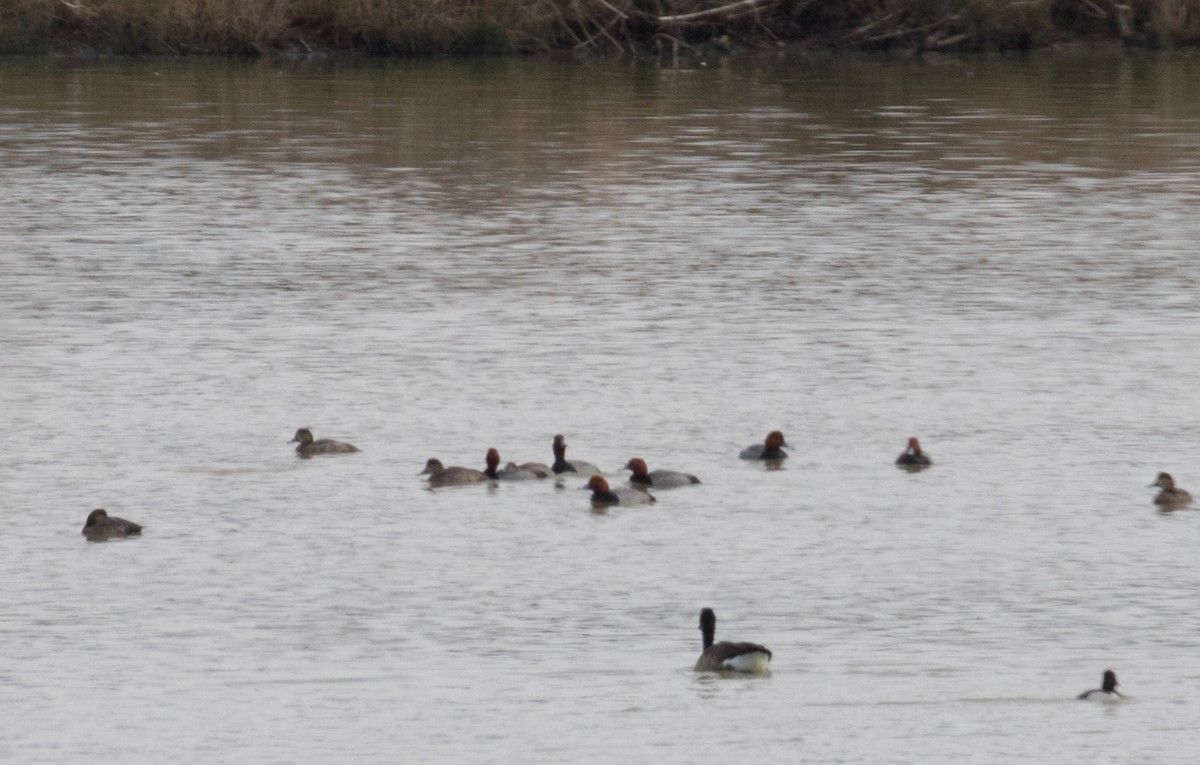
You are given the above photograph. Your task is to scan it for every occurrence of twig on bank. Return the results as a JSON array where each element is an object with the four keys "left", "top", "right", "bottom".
[
  {"left": 845, "top": 12, "right": 897, "bottom": 40},
  {"left": 657, "top": 0, "right": 775, "bottom": 23},
  {"left": 653, "top": 31, "right": 702, "bottom": 53},
  {"left": 593, "top": 0, "right": 630, "bottom": 20}
]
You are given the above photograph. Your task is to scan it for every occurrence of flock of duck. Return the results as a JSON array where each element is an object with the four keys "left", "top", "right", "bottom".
[{"left": 79, "top": 425, "right": 1188, "bottom": 699}]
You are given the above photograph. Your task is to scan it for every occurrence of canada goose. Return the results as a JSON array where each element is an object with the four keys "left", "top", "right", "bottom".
[
  {"left": 693, "top": 608, "right": 772, "bottom": 673},
  {"left": 1078, "top": 670, "right": 1122, "bottom": 702}
]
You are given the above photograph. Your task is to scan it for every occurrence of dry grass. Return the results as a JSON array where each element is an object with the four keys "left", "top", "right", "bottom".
[{"left": 1, "top": 0, "right": 1198, "bottom": 54}]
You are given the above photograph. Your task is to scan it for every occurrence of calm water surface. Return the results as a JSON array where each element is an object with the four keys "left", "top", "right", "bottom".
[{"left": 3, "top": 52, "right": 1200, "bottom": 763}]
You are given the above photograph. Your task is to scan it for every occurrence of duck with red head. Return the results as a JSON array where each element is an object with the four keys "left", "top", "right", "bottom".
[
  {"left": 1149, "top": 472, "right": 1192, "bottom": 509},
  {"left": 289, "top": 428, "right": 359, "bottom": 457},
  {"left": 484, "top": 448, "right": 540, "bottom": 481},
  {"left": 624, "top": 458, "right": 700, "bottom": 489},
  {"left": 895, "top": 436, "right": 932, "bottom": 468},
  {"left": 421, "top": 458, "right": 487, "bottom": 487},
  {"left": 552, "top": 434, "right": 602, "bottom": 476},
  {"left": 739, "top": 430, "right": 789, "bottom": 461},
  {"left": 81, "top": 509, "right": 143, "bottom": 541},
  {"left": 586, "top": 475, "right": 655, "bottom": 506},
  {"left": 693, "top": 608, "right": 772, "bottom": 673}
]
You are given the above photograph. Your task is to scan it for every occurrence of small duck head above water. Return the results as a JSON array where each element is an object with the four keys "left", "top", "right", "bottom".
[
  {"left": 485, "top": 448, "right": 502, "bottom": 479},
  {"left": 625, "top": 458, "right": 652, "bottom": 483},
  {"left": 421, "top": 458, "right": 447, "bottom": 476}
]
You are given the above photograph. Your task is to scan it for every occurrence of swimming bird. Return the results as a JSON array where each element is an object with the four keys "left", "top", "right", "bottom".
[
  {"left": 421, "top": 458, "right": 487, "bottom": 487},
  {"left": 1149, "top": 472, "right": 1193, "bottom": 509},
  {"left": 586, "top": 475, "right": 655, "bottom": 506},
  {"left": 515, "top": 462, "right": 553, "bottom": 478},
  {"left": 1078, "top": 670, "right": 1122, "bottom": 702},
  {"left": 484, "top": 448, "right": 539, "bottom": 480},
  {"left": 739, "top": 431, "right": 789, "bottom": 461},
  {"left": 624, "top": 457, "right": 700, "bottom": 488},
  {"left": 552, "top": 434, "right": 602, "bottom": 476},
  {"left": 81, "top": 509, "right": 143, "bottom": 541},
  {"left": 289, "top": 428, "right": 359, "bottom": 456},
  {"left": 693, "top": 608, "right": 772, "bottom": 673},
  {"left": 895, "top": 436, "right": 932, "bottom": 467}
]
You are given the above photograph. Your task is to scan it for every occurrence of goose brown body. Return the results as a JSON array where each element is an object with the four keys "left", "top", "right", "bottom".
[{"left": 694, "top": 608, "right": 772, "bottom": 673}]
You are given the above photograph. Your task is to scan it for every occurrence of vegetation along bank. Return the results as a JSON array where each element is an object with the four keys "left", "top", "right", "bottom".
[{"left": 2, "top": 0, "right": 1199, "bottom": 56}]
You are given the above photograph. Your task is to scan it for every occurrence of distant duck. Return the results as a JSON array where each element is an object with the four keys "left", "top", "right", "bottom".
[
  {"left": 289, "top": 428, "right": 360, "bottom": 456},
  {"left": 623, "top": 458, "right": 700, "bottom": 489},
  {"left": 739, "top": 430, "right": 790, "bottom": 461},
  {"left": 586, "top": 475, "right": 655, "bottom": 506},
  {"left": 484, "top": 448, "right": 539, "bottom": 480},
  {"left": 552, "top": 434, "right": 602, "bottom": 476},
  {"left": 81, "top": 509, "right": 143, "bottom": 541},
  {"left": 1149, "top": 472, "right": 1193, "bottom": 509},
  {"left": 421, "top": 458, "right": 487, "bottom": 487},
  {"left": 693, "top": 608, "right": 772, "bottom": 673},
  {"left": 513, "top": 459, "right": 553, "bottom": 478},
  {"left": 1078, "top": 670, "right": 1122, "bottom": 702},
  {"left": 895, "top": 436, "right": 932, "bottom": 468}
]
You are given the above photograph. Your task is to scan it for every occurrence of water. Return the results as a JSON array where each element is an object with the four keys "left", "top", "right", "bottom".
[{"left": 3, "top": 52, "right": 1200, "bottom": 763}]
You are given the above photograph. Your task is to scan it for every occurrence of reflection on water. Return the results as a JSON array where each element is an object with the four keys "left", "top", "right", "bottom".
[{"left": 3, "top": 52, "right": 1200, "bottom": 763}]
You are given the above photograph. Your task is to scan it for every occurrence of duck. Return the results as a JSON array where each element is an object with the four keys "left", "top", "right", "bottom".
[
  {"left": 586, "top": 475, "right": 655, "bottom": 506},
  {"left": 289, "top": 428, "right": 360, "bottom": 456},
  {"left": 484, "top": 448, "right": 540, "bottom": 480},
  {"left": 895, "top": 436, "right": 932, "bottom": 467},
  {"left": 420, "top": 458, "right": 487, "bottom": 487},
  {"left": 739, "top": 430, "right": 789, "bottom": 461},
  {"left": 552, "top": 434, "right": 602, "bottom": 476},
  {"left": 693, "top": 608, "right": 772, "bottom": 673},
  {"left": 1078, "top": 670, "right": 1122, "bottom": 702},
  {"left": 623, "top": 457, "right": 700, "bottom": 489},
  {"left": 514, "top": 461, "right": 553, "bottom": 478},
  {"left": 1149, "top": 472, "right": 1193, "bottom": 509},
  {"left": 81, "top": 509, "right": 143, "bottom": 541}
]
